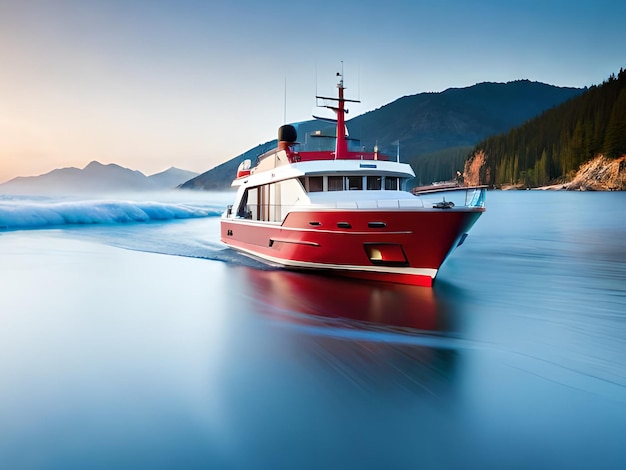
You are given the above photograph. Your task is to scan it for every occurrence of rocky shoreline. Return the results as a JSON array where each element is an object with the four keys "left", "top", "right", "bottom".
[
  {"left": 532, "top": 155, "right": 626, "bottom": 191},
  {"left": 560, "top": 155, "right": 626, "bottom": 191},
  {"left": 467, "top": 154, "right": 626, "bottom": 191}
]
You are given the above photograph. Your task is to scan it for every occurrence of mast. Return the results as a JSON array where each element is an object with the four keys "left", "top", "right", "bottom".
[
  {"left": 316, "top": 67, "right": 360, "bottom": 160},
  {"left": 335, "top": 72, "right": 348, "bottom": 159}
]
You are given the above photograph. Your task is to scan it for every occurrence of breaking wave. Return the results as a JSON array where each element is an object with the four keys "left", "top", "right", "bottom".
[{"left": 0, "top": 195, "right": 223, "bottom": 231}]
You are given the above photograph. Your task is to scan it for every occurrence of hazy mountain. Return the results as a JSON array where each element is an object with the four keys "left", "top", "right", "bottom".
[
  {"left": 0, "top": 161, "right": 196, "bottom": 194},
  {"left": 149, "top": 167, "right": 199, "bottom": 189},
  {"left": 184, "top": 80, "right": 583, "bottom": 189}
]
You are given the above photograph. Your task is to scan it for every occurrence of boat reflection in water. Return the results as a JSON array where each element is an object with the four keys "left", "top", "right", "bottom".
[
  {"left": 236, "top": 266, "right": 457, "bottom": 332},
  {"left": 227, "top": 265, "right": 463, "bottom": 399}
]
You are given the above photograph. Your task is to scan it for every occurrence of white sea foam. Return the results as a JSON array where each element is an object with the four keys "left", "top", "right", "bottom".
[{"left": 0, "top": 196, "right": 222, "bottom": 231}]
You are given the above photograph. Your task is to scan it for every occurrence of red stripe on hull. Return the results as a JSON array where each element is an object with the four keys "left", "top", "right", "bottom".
[{"left": 221, "top": 208, "right": 483, "bottom": 286}]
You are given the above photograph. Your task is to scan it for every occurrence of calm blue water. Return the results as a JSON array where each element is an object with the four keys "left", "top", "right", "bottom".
[{"left": 1, "top": 190, "right": 625, "bottom": 469}]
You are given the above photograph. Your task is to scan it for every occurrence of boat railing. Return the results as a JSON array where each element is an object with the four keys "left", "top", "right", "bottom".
[
  {"left": 465, "top": 187, "right": 487, "bottom": 207},
  {"left": 414, "top": 186, "right": 487, "bottom": 208},
  {"left": 234, "top": 204, "right": 295, "bottom": 223},
  {"left": 230, "top": 188, "right": 486, "bottom": 222},
  {"left": 297, "top": 188, "right": 486, "bottom": 210},
  {"left": 233, "top": 201, "right": 422, "bottom": 220},
  {"left": 288, "top": 150, "right": 390, "bottom": 163}
]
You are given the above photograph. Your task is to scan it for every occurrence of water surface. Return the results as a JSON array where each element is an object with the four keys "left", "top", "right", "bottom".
[{"left": 1, "top": 190, "right": 625, "bottom": 469}]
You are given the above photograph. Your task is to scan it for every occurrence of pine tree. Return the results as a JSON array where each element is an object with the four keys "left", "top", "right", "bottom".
[{"left": 603, "top": 88, "right": 626, "bottom": 158}]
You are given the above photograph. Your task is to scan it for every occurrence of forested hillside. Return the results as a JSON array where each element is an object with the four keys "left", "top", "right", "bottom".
[{"left": 465, "top": 68, "right": 626, "bottom": 187}]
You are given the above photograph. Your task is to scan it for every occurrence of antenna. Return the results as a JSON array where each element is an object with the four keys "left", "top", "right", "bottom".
[
  {"left": 339, "top": 60, "right": 344, "bottom": 86},
  {"left": 315, "top": 60, "right": 318, "bottom": 98},
  {"left": 357, "top": 64, "right": 361, "bottom": 102},
  {"left": 283, "top": 76, "right": 287, "bottom": 124}
]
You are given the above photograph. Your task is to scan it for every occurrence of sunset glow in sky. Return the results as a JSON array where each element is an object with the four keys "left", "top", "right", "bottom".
[{"left": 1, "top": 0, "right": 625, "bottom": 183}]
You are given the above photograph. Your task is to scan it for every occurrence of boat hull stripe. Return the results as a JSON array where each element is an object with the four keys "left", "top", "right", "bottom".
[{"left": 227, "top": 243, "right": 437, "bottom": 278}]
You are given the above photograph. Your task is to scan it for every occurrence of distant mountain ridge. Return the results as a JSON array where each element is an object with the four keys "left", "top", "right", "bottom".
[
  {"left": 0, "top": 161, "right": 198, "bottom": 194},
  {"left": 350, "top": 80, "right": 583, "bottom": 158},
  {"left": 184, "top": 80, "right": 583, "bottom": 190},
  {"left": 147, "top": 166, "right": 200, "bottom": 190}
]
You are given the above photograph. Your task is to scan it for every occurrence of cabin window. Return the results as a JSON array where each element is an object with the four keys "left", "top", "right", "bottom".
[
  {"left": 347, "top": 176, "right": 363, "bottom": 190},
  {"left": 367, "top": 176, "right": 382, "bottom": 190},
  {"left": 385, "top": 177, "right": 399, "bottom": 190},
  {"left": 275, "top": 178, "right": 304, "bottom": 221},
  {"left": 308, "top": 176, "right": 323, "bottom": 192},
  {"left": 236, "top": 190, "right": 249, "bottom": 217},
  {"left": 239, "top": 187, "right": 259, "bottom": 219},
  {"left": 254, "top": 184, "right": 268, "bottom": 221},
  {"left": 239, "top": 179, "right": 306, "bottom": 222},
  {"left": 328, "top": 176, "right": 344, "bottom": 191},
  {"left": 265, "top": 184, "right": 275, "bottom": 222}
]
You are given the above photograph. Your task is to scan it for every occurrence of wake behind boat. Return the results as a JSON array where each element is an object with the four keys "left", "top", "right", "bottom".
[{"left": 220, "top": 73, "right": 486, "bottom": 286}]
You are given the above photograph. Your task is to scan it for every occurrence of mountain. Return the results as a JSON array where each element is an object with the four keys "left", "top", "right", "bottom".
[
  {"left": 0, "top": 161, "right": 197, "bottom": 194},
  {"left": 149, "top": 167, "right": 199, "bottom": 189},
  {"left": 464, "top": 68, "right": 626, "bottom": 189},
  {"left": 350, "top": 80, "right": 583, "bottom": 157},
  {"left": 184, "top": 80, "right": 583, "bottom": 190}
]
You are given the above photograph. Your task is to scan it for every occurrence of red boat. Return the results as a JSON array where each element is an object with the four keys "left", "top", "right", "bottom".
[{"left": 220, "top": 73, "right": 486, "bottom": 286}]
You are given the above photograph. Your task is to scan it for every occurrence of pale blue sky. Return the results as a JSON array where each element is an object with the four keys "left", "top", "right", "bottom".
[{"left": 1, "top": 0, "right": 624, "bottom": 182}]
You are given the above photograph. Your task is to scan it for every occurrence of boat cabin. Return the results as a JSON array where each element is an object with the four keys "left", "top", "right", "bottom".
[{"left": 227, "top": 123, "right": 417, "bottom": 223}]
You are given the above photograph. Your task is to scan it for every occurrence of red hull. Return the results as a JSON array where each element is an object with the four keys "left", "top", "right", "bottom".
[{"left": 221, "top": 208, "right": 483, "bottom": 286}]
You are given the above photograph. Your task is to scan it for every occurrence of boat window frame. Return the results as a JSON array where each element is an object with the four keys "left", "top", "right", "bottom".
[
  {"left": 299, "top": 175, "right": 404, "bottom": 193},
  {"left": 385, "top": 177, "right": 399, "bottom": 190},
  {"left": 346, "top": 176, "right": 363, "bottom": 191},
  {"left": 307, "top": 176, "right": 324, "bottom": 192},
  {"left": 238, "top": 186, "right": 259, "bottom": 219},
  {"left": 367, "top": 175, "right": 382, "bottom": 190},
  {"left": 327, "top": 176, "right": 344, "bottom": 191}
]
